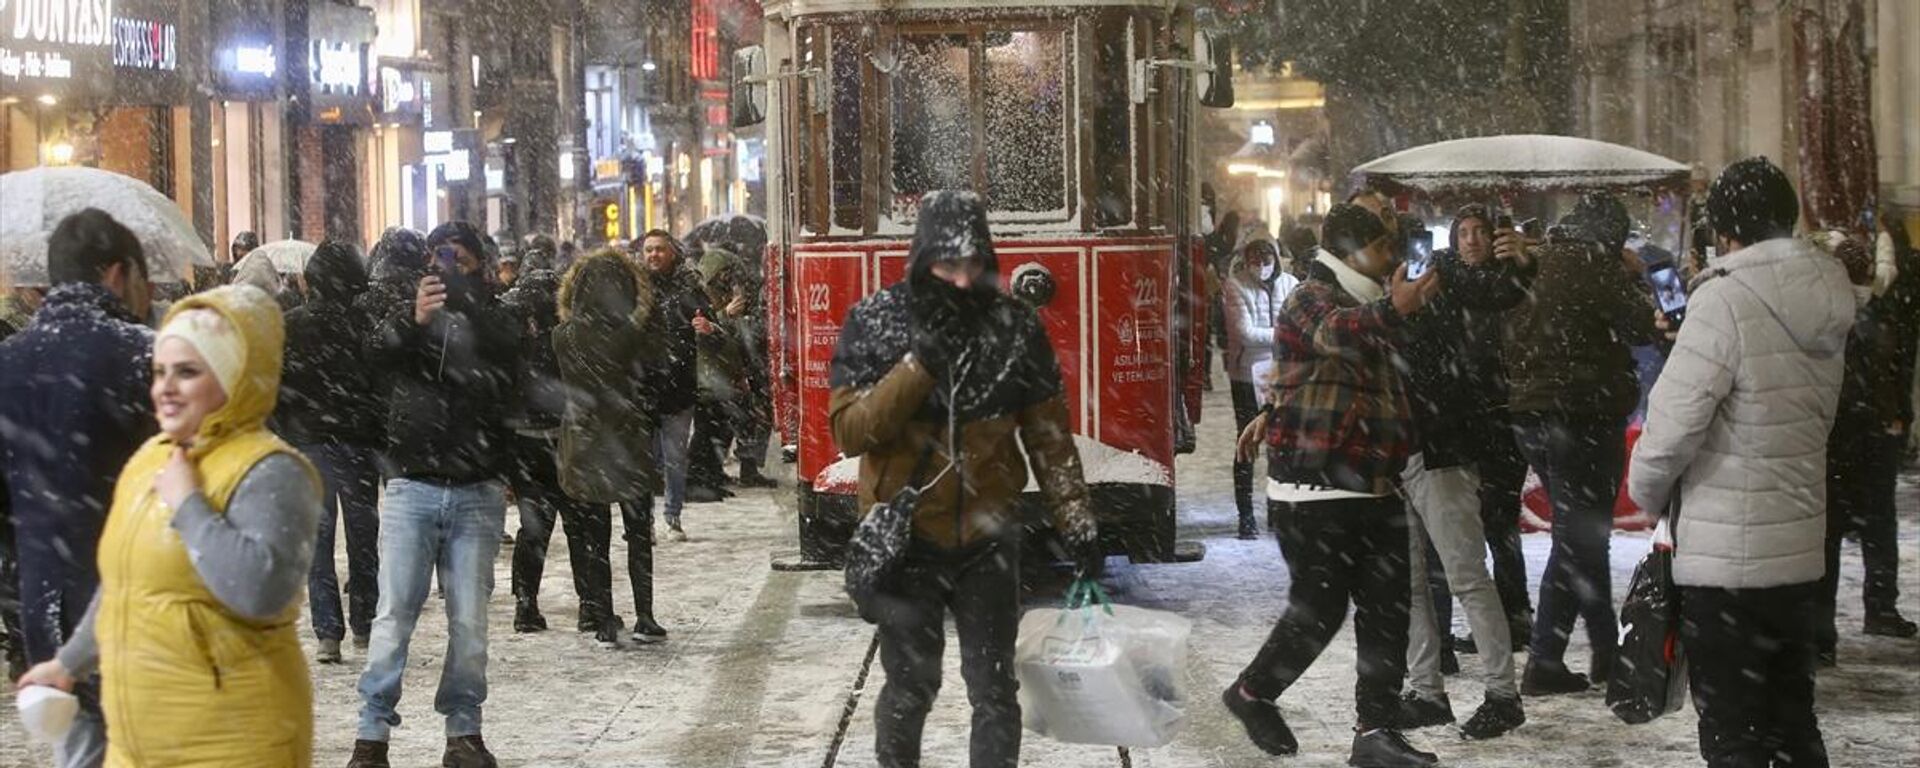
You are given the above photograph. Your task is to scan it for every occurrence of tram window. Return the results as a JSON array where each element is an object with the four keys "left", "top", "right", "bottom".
[
  {"left": 983, "top": 31, "right": 1068, "bottom": 215},
  {"left": 795, "top": 26, "right": 828, "bottom": 234},
  {"left": 1087, "top": 13, "right": 1133, "bottom": 228},
  {"left": 829, "top": 31, "right": 864, "bottom": 231},
  {"left": 891, "top": 34, "right": 974, "bottom": 217}
]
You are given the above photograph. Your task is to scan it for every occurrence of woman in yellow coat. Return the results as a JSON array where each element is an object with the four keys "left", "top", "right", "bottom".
[{"left": 17, "top": 285, "right": 323, "bottom": 766}]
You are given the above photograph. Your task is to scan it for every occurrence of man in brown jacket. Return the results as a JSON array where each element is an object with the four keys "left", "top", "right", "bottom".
[{"left": 827, "top": 190, "right": 1097, "bottom": 768}]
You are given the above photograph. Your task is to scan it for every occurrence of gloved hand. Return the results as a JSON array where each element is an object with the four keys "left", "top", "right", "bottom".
[
  {"left": 1074, "top": 538, "right": 1105, "bottom": 581},
  {"left": 911, "top": 326, "right": 952, "bottom": 381},
  {"left": 1050, "top": 517, "right": 1103, "bottom": 580}
]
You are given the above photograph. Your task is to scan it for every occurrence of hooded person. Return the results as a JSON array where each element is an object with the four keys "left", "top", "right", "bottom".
[
  {"left": 230, "top": 248, "right": 284, "bottom": 297},
  {"left": 274, "top": 239, "right": 384, "bottom": 663},
  {"left": 826, "top": 190, "right": 1096, "bottom": 768},
  {"left": 685, "top": 245, "right": 752, "bottom": 498},
  {"left": 350, "top": 220, "right": 520, "bottom": 768},
  {"left": 1501, "top": 191, "right": 1657, "bottom": 695},
  {"left": 1628, "top": 156, "right": 1855, "bottom": 768},
  {"left": 553, "top": 247, "right": 667, "bottom": 646},
  {"left": 1219, "top": 227, "right": 1298, "bottom": 538},
  {"left": 20, "top": 285, "right": 325, "bottom": 767}
]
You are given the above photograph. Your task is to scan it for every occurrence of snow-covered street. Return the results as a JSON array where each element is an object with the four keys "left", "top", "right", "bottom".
[{"left": 5, "top": 384, "right": 1917, "bottom": 767}]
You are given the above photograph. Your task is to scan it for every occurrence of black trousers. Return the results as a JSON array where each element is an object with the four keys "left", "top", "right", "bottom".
[
  {"left": 689, "top": 396, "right": 740, "bottom": 490},
  {"left": 0, "top": 491, "right": 22, "bottom": 672},
  {"left": 874, "top": 537, "right": 1021, "bottom": 768},
  {"left": 615, "top": 498, "right": 657, "bottom": 618},
  {"left": 1241, "top": 496, "right": 1410, "bottom": 730},
  {"left": 1229, "top": 381, "right": 1262, "bottom": 520},
  {"left": 1513, "top": 411, "right": 1623, "bottom": 666},
  {"left": 1682, "top": 583, "right": 1828, "bottom": 768},
  {"left": 1820, "top": 427, "right": 1903, "bottom": 650},
  {"left": 506, "top": 433, "right": 603, "bottom": 612}
]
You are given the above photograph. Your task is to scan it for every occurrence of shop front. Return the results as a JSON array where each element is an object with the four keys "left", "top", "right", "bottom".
[
  {"left": 210, "top": 0, "right": 285, "bottom": 253},
  {"left": 290, "top": 0, "right": 374, "bottom": 244}
]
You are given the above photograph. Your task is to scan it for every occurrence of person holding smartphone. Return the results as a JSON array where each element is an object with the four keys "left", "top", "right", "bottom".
[{"left": 351, "top": 221, "right": 522, "bottom": 768}]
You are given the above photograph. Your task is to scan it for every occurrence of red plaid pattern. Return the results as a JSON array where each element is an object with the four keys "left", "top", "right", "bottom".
[{"left": 1264, "top": 277, "right": 1416, "bottom": 495}]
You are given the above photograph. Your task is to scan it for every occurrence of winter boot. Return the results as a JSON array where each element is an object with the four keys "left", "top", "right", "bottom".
[
  {"left": 629, "top": 540, "right": 668, "bottom": 644},
  {"left": 315, "top": 639, "right": 343, "bottom": 664},
  {"left": 1392, "top": 691, "right": 1454, "bottom": 729},
  {"left": 738, "top": 461, "right": 778, "bottom": 488},
  {"left": 1864, "top": 611, "right": 1920, "bottom": 638},
  {"left": 1521, "top": 660, "right": 1589, "bottom": 696},
  {"left": 1347, "top": 728, "right": 1438, "bottom": 768},
  {"left": 442, "top": 735, "right": 498, "bottom": 768},
  {"left": 346, "top": 739, "right": 390, "bottom": 768},
  {"left": 513, "top": 598, "right": 547, "bottom": 633},
  {"left": 1221, "top": 683, "right": 1298, "bottom": 755},
  {"left": 1460, "top": 694, "right": 1526, "bottom": 740}
]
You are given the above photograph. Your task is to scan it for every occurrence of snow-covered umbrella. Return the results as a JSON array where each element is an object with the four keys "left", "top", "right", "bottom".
[
  {"left": 0, "top": 166, "right": 212, "bottom": 286},
  {"left": 1351, "top": 134, "right": 1691, "bottom": 196},
  {"left": 252, "top": 239, "right": 317, "bottom": 275}
]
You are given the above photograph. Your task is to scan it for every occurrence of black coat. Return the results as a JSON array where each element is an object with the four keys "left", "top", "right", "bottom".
[
  {"left": 0, "top": 283, "right": 154, "bottom": 612},
  {"left": 644, "top": 261, "right": 713, "bottom": 416},
  {"left": 1399, "top": 250, "right": 1533, "bottom": 468},
  {"left": 365, "top": 276, "right": 523, "bottom": 484},
  {"left": 276, "top": 245, "right": 382, "bottom": 447},
  {"left": 499, "top": 267, "right": 568, "bottom": 431}
]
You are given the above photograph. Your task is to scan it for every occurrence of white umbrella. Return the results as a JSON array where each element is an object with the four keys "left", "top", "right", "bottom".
[
  {"left": 252, "top": 240, "right": 317, "bottom": 275},
  {"left": 1351, "top": 134, "right": 1691, "bottom": 195},
  {"left": 0, "top": 166, "right": 211, "bottom": 286}
]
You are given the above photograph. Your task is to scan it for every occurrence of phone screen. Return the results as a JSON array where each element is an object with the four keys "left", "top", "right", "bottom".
[
  {"left": 433, "top": 246, "right": 468, "bottom": 299},
  {"left": 1405, "top": 233, "right": 1434, "bottom": 280},
  {"left": 1648, "top": 265, "right": 1688, "bottom": 321}
]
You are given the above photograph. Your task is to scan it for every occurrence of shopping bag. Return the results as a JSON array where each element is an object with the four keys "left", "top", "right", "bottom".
[
  {"left": 1607, "top": 534, "right": 1688, "bottom": 724},
  {"left": 1015, "top": 580, "right": 1192, "bottom": 747}
]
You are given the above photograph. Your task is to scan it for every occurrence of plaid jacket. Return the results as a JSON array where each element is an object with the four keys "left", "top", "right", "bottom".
[{"left": 1264, "top": 261, "right": 1415, "bottom": 495}]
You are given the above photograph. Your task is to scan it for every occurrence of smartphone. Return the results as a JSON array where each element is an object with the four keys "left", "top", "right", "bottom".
[
  {"left": 1646, "top": 263, "right": 1688, "bottom": 327},
  {"left": 432, "top": 245, "right": 467, "bottom": 299},
  {"left": 1520, "top": 218, "right": 1544, "bottom": 239},
  {"left": 1494, "top": 213, "right": 1515, "bottom": 231},
  {"left": 1405, "top": 231, "right": 1435, "bottom": 280}
]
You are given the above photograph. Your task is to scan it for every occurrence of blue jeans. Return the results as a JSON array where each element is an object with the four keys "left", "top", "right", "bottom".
[
  {"left": 655, "top": 408, "right": 693, "bottom": 523},
  {"left": 357, "top": 478, "right": 506, "bottom": 741},
  {"left": 1512, "top": 411, "right": 1624, "bottom": 667},
  {"left": 302, "top": 441, "right": 381, "bottom": 642}
]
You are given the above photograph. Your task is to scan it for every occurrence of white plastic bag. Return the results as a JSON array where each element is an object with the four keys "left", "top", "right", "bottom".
[
  {"left": 15, "top": 685, "right": 79, "bottom": 744},
  {"left": 1015, "top": 582, "right": 1192, "bottom": 747}
]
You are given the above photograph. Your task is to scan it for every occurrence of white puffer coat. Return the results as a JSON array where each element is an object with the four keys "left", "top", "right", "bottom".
[
  {"left": 1221, "top": 255, "right": 1297, "bottom": 383},
  {"left": 1628, "top": 236, "right": 1859, "bottom": 589}
]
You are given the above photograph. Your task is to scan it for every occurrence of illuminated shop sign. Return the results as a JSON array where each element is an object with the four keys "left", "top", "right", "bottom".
[
  {"left": 1, "top": 0, "right": 114, "bottom": 82},
  {"left": 311, "top": 39, "right": 361, "bottom": 95},
  {"left": 232, "top": 44, "right": 273, "bottom": 75},
  {"left": 112, "top": 17, "right": 174, "bottom": 71}
]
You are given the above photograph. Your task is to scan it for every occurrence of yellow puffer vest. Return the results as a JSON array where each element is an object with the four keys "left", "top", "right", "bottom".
[{"left": 95, "top": 286, "right": 316, "bottom": 768}]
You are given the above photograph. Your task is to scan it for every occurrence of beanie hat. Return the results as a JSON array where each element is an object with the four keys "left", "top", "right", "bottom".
[
  {"left": 1449, "top": 203, "right": 1493, "bottom": 248},
  {"left": 158, "top": 307, "right": 246, "bottom": 396},
  {"left": 1321, "top": 203, "right": 1388, "bottom": 258},
  {"left": 427, "top": 221, "right": 488, "bottom": 264},
  {"left": 1707, "top": 156, "right": 1798, "bottom": 245},
  {"left": 1559, "top": 192, "right": 1632, "bottom": 254}
]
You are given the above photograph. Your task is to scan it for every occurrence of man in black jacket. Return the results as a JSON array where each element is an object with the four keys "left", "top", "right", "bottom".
[
  {"left": 638, "top": 230, "right": 720, "bottom": 533},
  {"left": 0, "top": 209, "right": 154, "bottom": 768},
  {"left": 351, "top": 221, "right": 520, "bottom": 768},
  {"left": 276, "top": 239, "right": 384, "bottom": 665},
  {"left": 501, "top": 234, "right": 603, "bottom": 633},
  {"left": 1394, "top": 205, "right": 1533, "bottom": 739}
]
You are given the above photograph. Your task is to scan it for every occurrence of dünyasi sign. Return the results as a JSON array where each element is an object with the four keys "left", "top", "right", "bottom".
[
  {"left": 3, "top": 0, "right": 187, "bottom": 103},
  {"left": 1, "top": 0, "right": 115, "bottom": 85}
]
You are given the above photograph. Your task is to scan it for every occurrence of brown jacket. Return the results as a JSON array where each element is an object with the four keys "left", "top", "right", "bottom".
[{"left": 829, "top": 355, "right": 1091, "bottom": 551}]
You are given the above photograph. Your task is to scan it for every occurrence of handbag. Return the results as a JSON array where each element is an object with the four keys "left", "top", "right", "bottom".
[
  {"left": 1606, "top": 509, "right": 1688, "bottom": 724},
  {"left": 843, "top": 444, "right": 943, "bottom": 620}
]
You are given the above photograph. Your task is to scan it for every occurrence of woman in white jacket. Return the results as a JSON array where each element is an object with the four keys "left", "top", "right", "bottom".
[{"left": 1221, "top": 228, "right": 1299, "bottom": 539}]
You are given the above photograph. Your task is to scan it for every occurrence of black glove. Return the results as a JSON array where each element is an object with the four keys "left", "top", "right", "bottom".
[
  {"left": 1074, "top": 541, "right": 1105, "bottom": 581},
  {"left": 911, "top": 326, "right": 952, "bottom": 381}
]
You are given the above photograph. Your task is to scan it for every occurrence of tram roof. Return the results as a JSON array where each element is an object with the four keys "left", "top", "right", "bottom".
[{"left": 765, "top": 0, "right": 1185, "bottom": 20}]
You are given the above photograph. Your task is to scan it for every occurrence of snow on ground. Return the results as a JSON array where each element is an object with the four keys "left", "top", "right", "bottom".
[{"left": 5, "top": 382, "right": 1917, "bottom": 767}]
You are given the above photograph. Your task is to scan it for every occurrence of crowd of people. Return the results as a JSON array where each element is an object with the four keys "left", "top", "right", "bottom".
[
  {"left": 1, "top": 216, "right": 775, "bottom": 768},
  {"left": 0, "top": 153, "right": 1915, "bottom": 768},
  {"left": 1207, "top": 157, "right": 1917, "bottom": 768}
]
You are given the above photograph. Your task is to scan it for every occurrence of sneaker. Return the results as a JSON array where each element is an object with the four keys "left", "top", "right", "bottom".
[
  {"left": 351, "top": 633, "right": 370, "bottom": 651},
  {"left": 1393, "top": 691, "right": 1454, "bottom": 729},
  {"left": 442, "top": 735, "right": 498, "bottom": 768},
  {"left": 346, "top": 739, "right": 390, "bottom": 768},
  {"left": 1460, "top": 695, "right": 1525, "bottom": 740},
  {"left": 596, "top": 618, "right": 624, "bottom": 649},
  {"left": 315, "top": 639, "right": 343, "bottom": 664},
  {"left": 514, "top": 600, "right": 548, "bottom": 633},
  {"left": 1864, "top": 612, "right": 1920, "bottom": 638},
  {"left": 1521, "top": 660, "right": 1590, "bottom": 696},
  {"left": 1220, "top": 684, "right": 1298, "bottom": 755},
  {"left": 631, "top": 614, "right": 668, "bottom": 644},
  {"left": 1348, "top": 728, "right": 1439, "bottom": 768}
]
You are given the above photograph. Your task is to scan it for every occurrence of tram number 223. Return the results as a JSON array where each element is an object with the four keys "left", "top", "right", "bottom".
[
  {"left": 1130, "top": 277, "right": 1162, "bottom": 309},
  {"left": 807, "top": 284, "right": 832, "bottom": 312}
]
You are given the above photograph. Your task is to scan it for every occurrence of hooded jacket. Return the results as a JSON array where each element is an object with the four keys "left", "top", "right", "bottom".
[
  {"left": 95, "top": 286, "right": 321, "bottom": 766},
  {"left": 1502, "top": 238, "right": 1658, "bottom": 417},
  {"left": 499, "top": 265, "right": 568, "bottom": 431},
  {"left": 553, "top": 249, "right": 662, "bottom": 503},
  {"left": 365, "top": 238, "right": 521, "bottom": 484},
  {"left": 694, "top": 246, "right": 750, "bottom": 402},
  {"left": 1399, "top": 250, "right": 1534, "bottom": 468},
  {"left": 1628, "top": 237, "right": 1858, "bottom": 589},
  {"left": 275, "top": 242, "right": 382, "bottom": 447},
  {"left": 644, "top": 257, "right": 714, "bottom": 416},
  {"left": 827, "top": 191, "right": 1093, "bottom": 550},
  {"left": 1220, "top": 231, "right": 1298, "bottom": 384}
]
